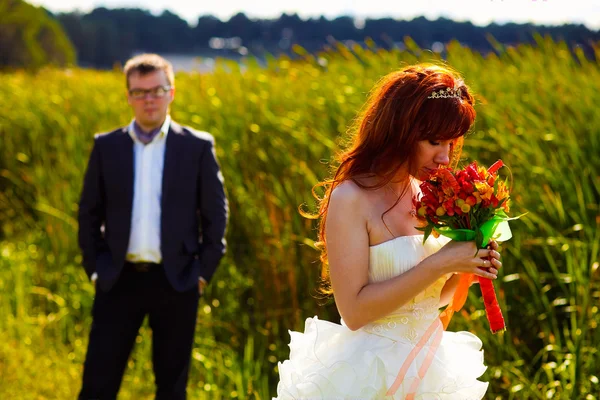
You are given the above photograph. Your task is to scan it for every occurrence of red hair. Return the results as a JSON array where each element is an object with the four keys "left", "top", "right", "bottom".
[{"left": 306, "top": 63, "right": 476, "bottom": 294}]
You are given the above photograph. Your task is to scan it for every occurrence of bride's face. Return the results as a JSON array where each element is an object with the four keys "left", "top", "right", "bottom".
[{"left": 413, "top": 139, "right": 455, "bottom": 180}]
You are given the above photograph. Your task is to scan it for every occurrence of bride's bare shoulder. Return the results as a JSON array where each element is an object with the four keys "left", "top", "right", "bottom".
[
  {"left": 330, "top": 180, "right": 362, "bottom": 205},
  {"left": 329, "top": 178, "right": 376, "bottom": 209},
  {"left": 326, "top": 181, "right": 369, "bottom": 228}
]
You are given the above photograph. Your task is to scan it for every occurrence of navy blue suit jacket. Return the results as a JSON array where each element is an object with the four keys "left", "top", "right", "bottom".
[{"left": 77, "top": 121, "right": 228, "bottom": 292}]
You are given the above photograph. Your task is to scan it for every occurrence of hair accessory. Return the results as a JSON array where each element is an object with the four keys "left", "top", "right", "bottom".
[{"left": 428, "top": 87, "right": 462, "bottom": 99}]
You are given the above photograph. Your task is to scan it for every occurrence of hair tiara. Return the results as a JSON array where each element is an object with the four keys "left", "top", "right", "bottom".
[{"left": 428, "top": 87, "right": 462, "bottom": 99}]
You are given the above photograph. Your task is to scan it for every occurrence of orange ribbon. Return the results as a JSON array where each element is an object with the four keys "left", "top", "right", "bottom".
[
  {"left": 440, "top": 273, "right": 474, "bottom": 329},
  {"left": 387, "top": 273, "right": 474, "bottom": 397},
  {"left": 385, "top": 318, "right": 443, "bottom": 396},
  {"left": 406, "top": 320, "right": 444, "bottom": 399}
]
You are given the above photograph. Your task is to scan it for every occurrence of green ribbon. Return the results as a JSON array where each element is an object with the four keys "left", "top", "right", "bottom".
[{"left": 435, "top": 212, "right": 515, "bottom": 248}]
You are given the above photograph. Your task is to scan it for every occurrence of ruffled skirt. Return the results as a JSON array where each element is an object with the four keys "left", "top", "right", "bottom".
[{"left": 274, "top": 316, "right": 488, "bottom": 400}]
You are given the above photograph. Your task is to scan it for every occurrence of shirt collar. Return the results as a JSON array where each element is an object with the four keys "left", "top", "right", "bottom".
[{"left": 128, "top": 115, "right": 171, "bottom": 144}]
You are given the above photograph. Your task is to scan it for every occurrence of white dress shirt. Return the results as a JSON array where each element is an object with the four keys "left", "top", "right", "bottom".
[{"left": 125, "top": 115, "right": 171, "bottom": 263}]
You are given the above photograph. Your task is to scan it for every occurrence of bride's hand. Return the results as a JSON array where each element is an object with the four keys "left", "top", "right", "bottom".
[
  {"left": 486, "top": 240, "right": 502, "bottom": 276},
  {"left": 430, "top": 239, "right": 502, "bottom": 279}
]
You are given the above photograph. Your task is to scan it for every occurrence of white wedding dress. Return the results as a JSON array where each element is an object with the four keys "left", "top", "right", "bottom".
[{"left": 274, "top": 235, "right": 489, "bottom": 399}]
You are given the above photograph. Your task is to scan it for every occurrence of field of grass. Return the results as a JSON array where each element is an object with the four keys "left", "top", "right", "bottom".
[{"left": 1, "top": 35, "right": 599, "bottom": 399}]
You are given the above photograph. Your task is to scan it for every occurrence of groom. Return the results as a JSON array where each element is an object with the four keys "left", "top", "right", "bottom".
[{"left": 77, "top": 53, "right": 228, "bottom": 399}]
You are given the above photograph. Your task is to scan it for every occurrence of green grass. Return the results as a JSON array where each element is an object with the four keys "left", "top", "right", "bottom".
[{"left": 1, "top": 35, "right": 599, "bottom": 398}]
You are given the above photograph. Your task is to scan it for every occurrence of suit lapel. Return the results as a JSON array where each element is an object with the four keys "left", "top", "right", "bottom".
[
  {"left": 117, "top": 127, "right": 135, "bottom": 214},
  {"left": 161, "top": 122, "right": 184, "bottom": 207}
]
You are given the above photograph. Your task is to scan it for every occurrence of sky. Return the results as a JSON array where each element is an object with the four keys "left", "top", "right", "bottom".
[{"left": 32, "top": 0, "right": 600, "bottom": 30}]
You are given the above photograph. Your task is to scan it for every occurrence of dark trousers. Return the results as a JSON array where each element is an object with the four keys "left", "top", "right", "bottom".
[{"left": 78, "top": 263, "right": 200, "bottom": 400}]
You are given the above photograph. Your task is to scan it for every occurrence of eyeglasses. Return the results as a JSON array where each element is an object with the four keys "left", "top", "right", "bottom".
[{"left": 128, "top": 85, "right": 171, "bottom": 99}]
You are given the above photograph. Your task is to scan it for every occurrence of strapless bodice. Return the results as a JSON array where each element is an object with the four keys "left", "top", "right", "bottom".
[{"left": 355, "top": 235, "right": 452, "bottom": 342}]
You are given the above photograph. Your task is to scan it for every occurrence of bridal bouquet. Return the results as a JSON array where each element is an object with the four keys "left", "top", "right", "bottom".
[{"left": 413, "top": 160, "right": 519, "bottom": 333}]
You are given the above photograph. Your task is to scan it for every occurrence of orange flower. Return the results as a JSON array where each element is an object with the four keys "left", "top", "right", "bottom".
[
  {"left": 496, "top": 181, "right": 509, "bottom": 201},
  {"left": 438, "top": 168, "right": 460, "bottom": 196},
  {"left": 476, "top": 165, "right": 488, "bottom": 180},
  {"left": 475, "top": 181, "right": 494, "bottom": 201},
  {"left": 497, "top": 183, "right": 511, "bottom": 212}
]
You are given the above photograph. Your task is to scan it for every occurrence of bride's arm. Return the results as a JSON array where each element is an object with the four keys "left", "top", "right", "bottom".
[
  {"left": 328, "top": 183, "right": 499, "bottom": 331},
  {"left": 327, "top": 183, "right": 449, "bottom": 331},
  {"left": 438, "top": 274, "right": 461, "bottom": 307}
]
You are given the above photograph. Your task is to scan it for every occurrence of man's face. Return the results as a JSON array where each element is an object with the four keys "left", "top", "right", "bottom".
[{"left": 127, "top": 70, "right": 174, "bottom": 130}]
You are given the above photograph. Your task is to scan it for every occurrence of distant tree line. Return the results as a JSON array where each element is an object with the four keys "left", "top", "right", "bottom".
[
  {"left": 53, "top": 8, "right": 600, "bottom": 69},
  {"left": 2, "top": 0, "right": 599, "bottom": 70},
  {"left": 0, "top": 0, "right": 75, "bottom": 70}
]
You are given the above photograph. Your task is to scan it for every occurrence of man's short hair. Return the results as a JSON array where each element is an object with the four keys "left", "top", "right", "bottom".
[{"left": 123, "top": 53, "right": 174, "bottom": 89}]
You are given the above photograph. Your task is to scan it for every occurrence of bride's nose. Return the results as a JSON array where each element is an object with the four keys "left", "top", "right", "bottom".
[{"left": 434, "top": 146, "right": 451, "bottom": 166}]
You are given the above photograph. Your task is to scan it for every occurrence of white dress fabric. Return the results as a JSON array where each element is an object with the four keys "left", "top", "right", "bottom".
[{"left": 274, "top": 235, "right": 489, "bottom": 399}]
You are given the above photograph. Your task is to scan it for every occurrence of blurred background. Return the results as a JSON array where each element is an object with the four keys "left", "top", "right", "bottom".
[{"left": 1, "top": 0, "right": 599, "bottom": 398}]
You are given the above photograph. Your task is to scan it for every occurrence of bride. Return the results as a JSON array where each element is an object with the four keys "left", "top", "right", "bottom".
[{"left": 274, "top": 64, "right": 502, "bottom": 399}]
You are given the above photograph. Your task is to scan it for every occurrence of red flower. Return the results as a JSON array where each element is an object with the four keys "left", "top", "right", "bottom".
[
  {"left": 491, "top": 195, "right": 499, "bottom": 208},
  {"left": 461, "top": 181, "right": 474, "bottom": 192},
  {"left": 466, "top": 164, "right": 481, "bottom": 180}
]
